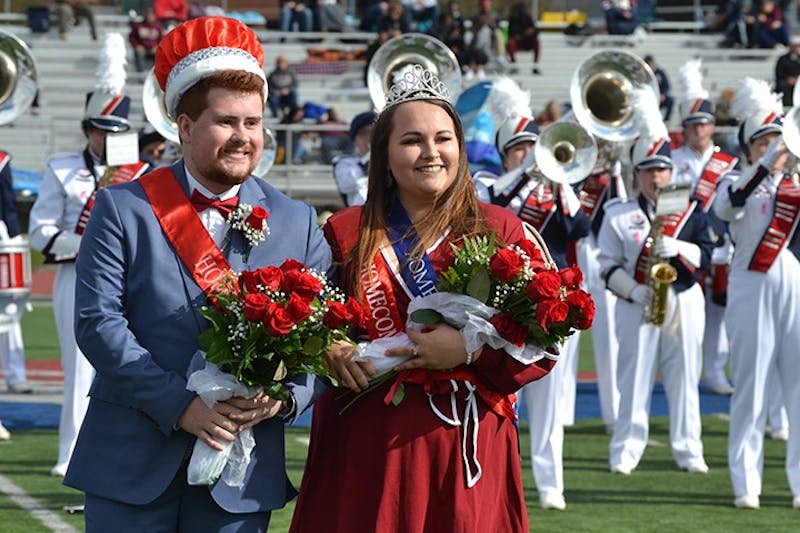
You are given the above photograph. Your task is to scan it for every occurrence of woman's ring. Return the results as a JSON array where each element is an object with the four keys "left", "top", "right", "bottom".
[{"left": 411, "top": 346, "right": 419, "bottom": 357}]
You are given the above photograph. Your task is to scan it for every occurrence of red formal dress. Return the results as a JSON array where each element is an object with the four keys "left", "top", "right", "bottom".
[{"left": 290, "top": 204, "right": 555, "bottom": 533}]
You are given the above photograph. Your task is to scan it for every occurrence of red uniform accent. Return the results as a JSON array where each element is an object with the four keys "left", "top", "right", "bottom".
[
  {"left": 634, "top": 202, "right": 697, "bottom": 284},
  {"left": 693, "top": 152, "right": 738, "bottom": 212},
  {"left": 75, "top": 161, "right": 149, "bottom": 235},
  {"left": 749, "top": 178, "right": 800, "bottom": 272}
]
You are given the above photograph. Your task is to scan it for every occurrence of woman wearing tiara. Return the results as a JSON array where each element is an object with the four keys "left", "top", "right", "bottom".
[{"left": 289, "top": 67, "right": 556, "bottom": 532}]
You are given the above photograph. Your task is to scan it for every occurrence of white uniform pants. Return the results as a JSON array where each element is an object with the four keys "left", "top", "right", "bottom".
[
  {"left": 0, "top": 321, "right": 26, "bottom": 387},
  {"left": 703, "top": 292, "right": 730, "bottom": 387},
  {"left": 726, "top": 254, "right": 800, "bottom": 499},
  {"left": 559, "top": 331, "right": 580, "bottom": 427},
  {"left": 523, "top": 348, "right": 566, "bottom": 496},
  {"left": 54, "top": 264, "right": 95, "bottom": 468},
  {"left": 610, "top": 284, "right": 705, "bottom": 470}
]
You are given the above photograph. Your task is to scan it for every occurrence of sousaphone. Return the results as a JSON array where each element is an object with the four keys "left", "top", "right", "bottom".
[
  {"left": 367, "top": 33, "right": 462, "bottom": 111},
  {"left": 0, "top": 30, "right": 38, "bottom": 126},
  {"left": 142, "top": 69, "right": 277, "bottom": 176}
]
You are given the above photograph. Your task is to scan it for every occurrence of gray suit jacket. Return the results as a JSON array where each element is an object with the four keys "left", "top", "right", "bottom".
[{"left": 64, "top": 161, "right": 331, "bottom": 512}]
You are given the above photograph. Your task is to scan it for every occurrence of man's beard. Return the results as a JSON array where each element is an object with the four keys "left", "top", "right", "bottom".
[{"left": 199, "top": 145, "right": 260, "bottom": 186}]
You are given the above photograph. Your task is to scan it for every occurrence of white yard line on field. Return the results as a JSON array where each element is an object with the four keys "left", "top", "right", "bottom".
[{"left": 0, "top": 473, "right": 77, "bottom": 532}]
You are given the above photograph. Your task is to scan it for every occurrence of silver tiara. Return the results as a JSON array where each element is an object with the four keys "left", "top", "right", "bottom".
[{"left": 384, "top": 65, "right": 452, "bottom": 110}]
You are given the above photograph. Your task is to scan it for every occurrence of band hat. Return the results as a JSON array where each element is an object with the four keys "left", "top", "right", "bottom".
[
  {"left": 495, "top": 115, "right": 540, "bottom": 155},
  {"left": 84, "top": 33, "right": 130, "bottom": 132},
  {"left": 677, "top": 59, "right": 715, "bottom": 125},
  {"left": 631, "top": 87, "right": 673, "bottom": 169},
  {"left": 349, "top": 111, "right": 377, "bottom": 140},
  {"left": 154, "top": 16, "right": 267, "bottom": 120},
  {"left": 730, "top": 77, "right": 784, "bottom": 146},
  {"left": 742, "top": 109, "right": 783, "bottom": 144}
]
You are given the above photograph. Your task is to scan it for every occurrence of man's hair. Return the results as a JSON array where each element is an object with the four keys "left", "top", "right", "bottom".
[{"left": 176, "top": 71, "right": 264, "bottom": 120}]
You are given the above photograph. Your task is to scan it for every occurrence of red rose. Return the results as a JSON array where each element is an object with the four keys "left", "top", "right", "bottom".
[
  {"left": 536, "top": 298, "right": 570, "bottom": 330},
  {"left": 566, "top": 290, "right": 595, "bottom": 330},
  {"left": 283, "top": 270, "right": 323, "bottom": 300},
  {"left": 323, "top": 300, "right": 352, "bottom": 329},
  {"left": 287, "top": 292, "right": 313, "bottom": 323},
  {"left": 243, "top": 292, "right": 270, "bottom": 322},
  {"left": 559, "top": 266, "right": 583, "bottom": 290},
  {"left": 490, "top": 248, "right": 525, "bottom": 283},
  {"left": 255, "top": 266, "right": 283, "bottom": 292},
  {"left": 280, "top": 258, "right": 306, "bottom": 274},
  {"left": 489, "top": 312, "right": 529, "bottom": 346},
  {"left": 207, "top": 295, "right": 224, "bottom": 313},
  {"left": 344, "top": 297, "right": 368, "bottom": 329},
  {"left": 263, "top": 302, "right": 295, "bottom": 336},
  {"left": 525, "top": 270, "right": 562, "bottom": 301},
  {"left": 239, "top": 270, "right": 260, "bottom": 293},
  {"left": 245, "top": 206, "right": 269, "bottom": 230},
  {"left": 516, "top": 239, "right": 547, "bottom": 270}
]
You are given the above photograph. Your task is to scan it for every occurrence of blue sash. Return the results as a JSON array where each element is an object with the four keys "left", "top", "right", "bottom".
[{"left": 385, "top": 204, "right": 439, "bottom": 297}]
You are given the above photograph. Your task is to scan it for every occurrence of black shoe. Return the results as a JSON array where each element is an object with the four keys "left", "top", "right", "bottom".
[{"left": 532, "top": 67, "right": 541, "bottom": 75}]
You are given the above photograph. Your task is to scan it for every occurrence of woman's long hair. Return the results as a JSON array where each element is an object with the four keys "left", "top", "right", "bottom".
[{"left": 346, "top": 99, "right": 492, "bottom": 297}]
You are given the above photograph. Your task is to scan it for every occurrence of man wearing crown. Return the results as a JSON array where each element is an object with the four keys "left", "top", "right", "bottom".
[
  {"left": 63, "top": 17, "right": 330, "bottom": 530},
  {"left": 28, "top": 34, "right": 151, "bottom": 480}
]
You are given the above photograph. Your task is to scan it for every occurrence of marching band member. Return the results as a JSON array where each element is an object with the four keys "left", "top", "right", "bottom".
[
  {"left": 476, "top": 90, "right": 591, "bottom": 509},
  {"left": 574, "top": 146, "right": 627, "bottom": 434},
  {"left": 28, "top": 35, "right": 149, "bottom": 478},
  {"left": 671, "top": 59, "right": 739, "bottom": 396},
  {"left": 714, "top": 78, "right": 800, "bottom": 510},
  {"left": 332, "top": 110, "right": 375, "bottom": 206},
  {"left": 598, "top": 88, "right": 712, "bottom": 476}
]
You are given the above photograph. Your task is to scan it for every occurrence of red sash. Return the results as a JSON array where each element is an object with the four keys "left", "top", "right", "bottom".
[
  {"left": 694, "top": 151, "right": 737, "bottom": 213},
  {"left": 749, "top": 178, "right": 800, "bottom": 272},
  {"left": 138, "top": 167, "right": 233, "bottom": 296},
  {"left": 518, "top": 183, "right": 556, "bottom": 231},
  {"left": 634, "top": 202, "right": 696, "bottom": 283},
  {"left": 0, "top": 151, "right": 9, "bottom": 173},
  {"left": 579, "top": 171, "right": 610, "bottom": 221},
  {"left": 76, "top": 161, "right": 149, "bottom": 235}
]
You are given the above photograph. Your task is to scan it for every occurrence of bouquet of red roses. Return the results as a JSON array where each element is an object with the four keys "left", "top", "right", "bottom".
[
  {"left": 411, "top": 234, "right": 595, "bottom": 357},
  {"left": 187, "top": 258, "right": 365, "bottom": 487}
]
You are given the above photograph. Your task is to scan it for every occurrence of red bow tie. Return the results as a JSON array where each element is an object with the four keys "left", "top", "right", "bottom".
[{"left": 190, "top": 190, "right": 239, "bottom": 218}]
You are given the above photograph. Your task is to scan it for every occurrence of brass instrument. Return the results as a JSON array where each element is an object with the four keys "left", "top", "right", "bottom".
[
  {"left": 142, "top": 69, "right": 277, "bottom": 176},
  {"left": 366, "top": 32, "right": 461, "bottom": 112},
  {"left": 644, "top": 183, "right": 691, "bottom": 326}
]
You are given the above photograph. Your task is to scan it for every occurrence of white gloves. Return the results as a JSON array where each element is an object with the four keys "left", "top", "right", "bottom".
[
  {"left": 629, "top": 284, "right": 654, "bottom": 306},
  {"left": 558, "top": 183, "right": 582, "bottom": 217},
  {"left": 521, "top": 146, "right": 537, "bottom": 176},
  {"left": 758, "top": 135, "right": 788, "bottom": 171},
  {"left": 711, "top": 235, "right": 734, "bottom": 265},
  {"left": 49, "top": 231, "right": 82, "bottom": 261},
  {"left": 652, "top": 236, "right": 702, "bottom": 268}
]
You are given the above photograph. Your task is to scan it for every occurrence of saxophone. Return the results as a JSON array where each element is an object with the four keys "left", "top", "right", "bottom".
[{"left": 644, "top": 214, "right": 678, "bottom": 327}]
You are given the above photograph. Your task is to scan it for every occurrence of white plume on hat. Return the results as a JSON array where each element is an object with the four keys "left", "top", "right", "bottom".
[
  {"left": 730, "top": 77, "right": 782, "bottom": 122},
  {"left": 677, "top": 58, "right": 708, "bottom": 102},
  {"left": 95, "top": 33, "right": 127, "bottom": 95},
  {"left": 633, "top": 87, "right": 668, "bottom": 140},
  {"left": 487, "top": 76, "right": 533, "bottom": 127}
]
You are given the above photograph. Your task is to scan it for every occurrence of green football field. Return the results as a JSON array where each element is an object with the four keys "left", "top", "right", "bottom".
[{"left": 1, "top": 305, "right": 797, "bottom": 532}]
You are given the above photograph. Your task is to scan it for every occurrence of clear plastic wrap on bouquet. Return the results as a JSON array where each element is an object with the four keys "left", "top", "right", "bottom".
[
  {"left": 351, "top": 334, "right": 414, "bottom": 377},
  {"left": 185, "top": 355, "right": 261, "bottom": 487},
  {"left": 408, "top": 293, "right": 551, "bottom": 364}
]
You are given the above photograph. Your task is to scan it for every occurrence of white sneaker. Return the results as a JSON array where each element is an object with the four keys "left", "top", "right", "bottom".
[
  {"left": 539, "top": 491, "right": 566, "bottom": 510},
  {"left": 610, "top": 463, "right": 632, "bottom": 475},
  {"left": 706, "top": 381, "right": 735, "bottom": 395},
  {"left": 771, "top": 428, "right": 789, "bottom": 441},
  {"left": 50, "top": 463, "right": 68, "bottom": 477},
  {"left": 0, "top": 421, "right": 10, "bottom": 441},
  {"left": 734, "top": 494, "right": 760, "bottom": 509},
  {"left": 793, "top": 495, "right": 800, "bottom": 509},
  {"left": 683, "top": 460, "right": 709, "bottom": 474}
]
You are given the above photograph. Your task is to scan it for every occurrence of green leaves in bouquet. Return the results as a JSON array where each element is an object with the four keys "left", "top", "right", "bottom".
[
  {"left": 466, "top": 268, "right": 491, "bottom": 303},
  {"left": 409, "top": 308, "right": 444, "bottom": 325},
  {"left": 439, "top": 233, "right": 498, "bottom": 300}
]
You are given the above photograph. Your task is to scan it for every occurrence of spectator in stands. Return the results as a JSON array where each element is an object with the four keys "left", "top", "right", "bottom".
[
  {"left": 316, "top": 0, "right": 348, "bottom": 32},
  {"left": 54, "top": 0, "right": 97, "bottom": 41},
  {"left": 364, "top": 30, "right": 393, "bottom": 85},
  {"left": 464, "top": 0, "right": 501, "bottom": 81},
  {"left": 429, "top": 10, "right": 466, "bottom": 67},
  {"left": 379, "top": 0, "right": 412, "bottom": 34},
  {"left": 754, "top": 0, "right": 790, "bottom": 48},
  {"left": 129, "top": 8, "right": 164, "bottom": 72},
  {"left": 281, "top": 1, "right": 314, "bottom": 32},
  {"left": 267, "top": 56, "right": 299, "bottom": 119},
  {"left": 153, "top": 0, "right": 188, "bottom": 30},
  {"left": 713, "top": 88, "right": 740, "bottom": 153},
  {"left": 318, "top": 107, "right": 350, "bottom": 163},
  {"left": 715, "top": 1, "right": 748, "bottom": 48},
  {"left": 604, "top": 0, "right": 640, "bottom": 36},
  {"left": 645, "top": 54, "right": 674, "bottom": 122},
  {"left": 536, "top": 100, "right": 562, "bottom": 128},
  {"left": 401, "top": 0, "right": 439, "bottom": 33},
  {"left": 333, "top": 110, "right": 375, "bottom": 206},
  {"left": 776, "top": 36, "right": 800, "bottom": 106},
  {"left": 506, "top": 1, "right": 541, "bottom": 75},
  {"left": 137, "top": 125, "right": 168, "bottom": 168},
  {"left": 446, "top": 1, "right": 464, "bottom": 34}
]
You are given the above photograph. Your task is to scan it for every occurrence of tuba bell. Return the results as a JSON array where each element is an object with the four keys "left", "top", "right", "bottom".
[
  {"left": 781, "top": 104, "right": 800, "bottom": 158},
  {"left": 0, "top": 30, "right": 38, "bottom": 126},
  {"left": 534, "top": 121, "right": 598, "bottom": 185},
  {"left": 570, "top": 50, "right": 659, "bottom": 143},
  {"left": 367, "top": 33, "right": 461, "bottom": 111},
  {"left": 142, "top": 68, "right": 277, "bottom": 176}
]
